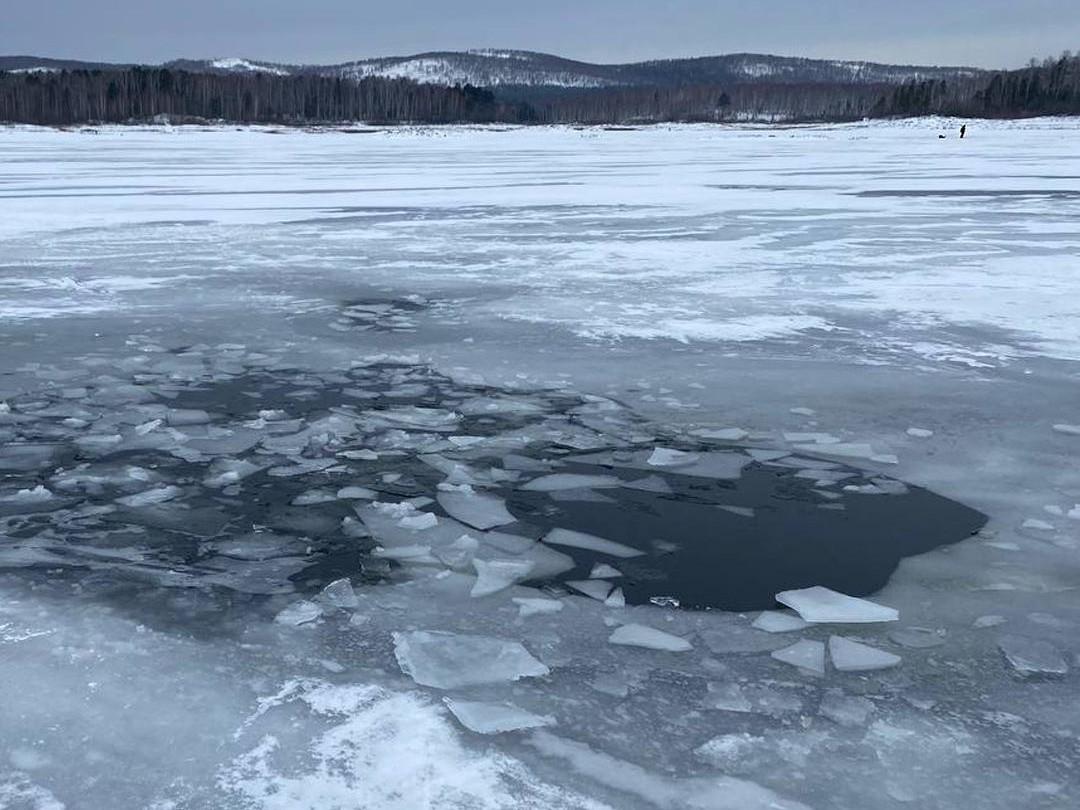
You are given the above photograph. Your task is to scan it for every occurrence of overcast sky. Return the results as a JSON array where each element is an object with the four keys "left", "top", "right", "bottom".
[{"left": 5, "top": 1, "right": 1078, "bottom": 69}]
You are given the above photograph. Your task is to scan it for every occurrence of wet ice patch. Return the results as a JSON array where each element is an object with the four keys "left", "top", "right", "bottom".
[{"left": 392, "top": 631, "right": 549, "bottom": 689}]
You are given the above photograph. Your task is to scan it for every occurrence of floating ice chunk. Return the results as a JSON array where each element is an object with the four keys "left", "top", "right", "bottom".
[
  {"left": 392, "top": 630, "right": 549, "bottom": 689},
  {"left": 513, "top": 597, "right": 564, "bottom": 617},
  {"left": 501, "top": 454, "right": 553, "bottom": 472},
  {"left": 336, "top": 486, "right": 378, "bottom": 500},
  {"left": 703, "top": 682, "right": 754, "bottom": 713},
  {"left": 318, "top": 578, "right": 358, "bottom": 609},
  {"left": 829, "top": 636, "right": 901, "bottom": 671},
  {"left": 998, "top": 635, "right": 1069, "bottom": 677},
  {"left": 292, "top": 489, "right": 338, "bottom": 506},
  {"left": 471, "top": 558, "right": 535, "bottom": 597},
  {"left": 0, "top": 485, "right": 54, "bottom": 504},
  {"left": 371, "top": 544, "right": 439, "bottom": 563},
  {"left": 747, "top": 449, "right": 790, "bottom": 462},
  {"left": 543, "top": 528, "right": 643, "bottom": 558},
  {"left": 269, "top": 458, "right": 341, "bottom": 478},
  {"left": 398, "top": 511, "right": 438, "bottom": 531},
  {"left": 1068, "top": 505, "right": 1080, "bottom": 520},
  {"left": 444, "top": 698, "right": 555, "bottom": 734},
  {"left": 608, "top": 623, "right": 692, "bottom": 652},
  {"left": 341, "top": 448, "right": 379, "bottom": 461},
  {"left": 567, "top": 580, "right": 613, "bottom": 601},
  {"left": 647, "top": 447, "right": 700, "bottom": 467},
  {"left": 819, "top": 691, "right": 876, "bottom": 726},
  {"left": 752, "top": 611, "right": 809, "bottom": 633},
  {"left": 694, "top": 733, "right": 761, "bottom": 767},
  {"left": 548, "top": 487, "right": 617, "bottom": 503},
  {"left": 784, "top": 432, "right": 839, "bottom": 444},
  {"left": 165, "top": 408, "right": 211, "bottom": 426},
  {"left": 1021, "top": 518, "right": 1054, "bottom": 531},
  {"left": 589, "top": 563, "right": 622, "bottom": 579},
  {"left": 604, "top": 587, "right": 626, "bottom": 607},
  {"left": 620, "top": 475, "right": 674, "bottom": 494},
  {"left": 771, "top": 640, "right": 826, "bottom": 674},
  {"left": 115, "top": 485, "right": 181, "bottom": 508},
  {"left": 1052, "top": 424, "right": 1080, "bottom": 436},
  {"left": 522, "top": 473, "right": 622, "bottom": 491},
  {"left": 888, "top": 627, "right": 946, "bottom": 649},
  {"left": 790, "top": 407, "right": 816, "bottom": 416},
  {"left": 437, "top": 487, "right": 516, "bottom": 530},
  {"left": 776, "top": 586, "right": 899, "bottom": 624},
  {"left": 794, "top": 442, "right": 898, "bottom": 464},
  {"left": 906, "top": 427, "right": 934, "bottom": 438},
  {"left": 274, "top": 600, "right": 323, "bottom": 626},
  {"left": 974, "top": 615, "right": 1007, "bottom": 629},
  {"left": 203, "top": 458, "right": 262, "bottom": 488},
  {"left": 719, "top": 505, "right": 755, "bottom": 518},
  {"left": 692, "top": 427, "right": 748, "bottom": 441}
]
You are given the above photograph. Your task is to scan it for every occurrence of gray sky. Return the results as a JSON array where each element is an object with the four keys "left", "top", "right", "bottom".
[{"left": 5, "top": 1, "right": 1078, "bottom": 69}]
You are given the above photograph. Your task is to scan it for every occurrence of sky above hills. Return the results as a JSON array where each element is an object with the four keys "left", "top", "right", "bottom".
[{"left": 6, "top": 0, "right": 1079, "bottom": 69}]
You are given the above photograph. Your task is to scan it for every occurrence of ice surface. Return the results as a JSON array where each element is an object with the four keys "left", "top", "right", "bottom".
[
  {"left": 819, "top": 691, "right": 876, "bottom": 727},
  {"left": 998, "top": 635, "right": 1069, "bottom": 677},
  {"left": 274, "top": 600, "right": 323, "bottom": 626},
  {"left": 567, "top": 580, "right": 613, "bottom": 601},
  {"left": 608, "top": 623, "right": 693, "bottom": 652},
  {"left": 436, "top": 486, "right": 517, "bottom": 530},
  {"left": 542, "top": 528, "right": 644, "bottom": 558},
  {"left": 521, "top": 473, "right": 622, "bottom": 491},
  {"left": 513, "top": 597, "right": 564, "bottom": 617},
  {"left": 3, "top": 121, "right": 1079, "bottom": 809},
  {"left": 771, "top": 640, "right": 826, "bottom": 674},
  {"left": 318, "top": 578, "right": 359, "bottom": 609},
  {"left": 828, "top": 636, "right": 902, "bottom": 671},
  {"left": 776, "top": 586, "right": 899, "bottom": 624},
  {"left": 1051, "top": 423, "right": 1080, "bottom": 436},
  {"left": 444, "top": 698, "right": 555, "bottom": 734},
  {"left": 751, "top": 611, "right": 809, "bottom": 633},
  {"left": 471, "top": 558, "right": 535, "bottom": 597},
  {"left": 589, "top": 563, "right": 622, "bottom": 579},
  {"left": 393, "top": 630, "right": 550, "bottom": 688}
]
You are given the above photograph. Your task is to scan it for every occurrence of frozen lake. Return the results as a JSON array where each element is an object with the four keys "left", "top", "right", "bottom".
[{"left": 0, "top": 120, "right": 1078, "bottom": 809}]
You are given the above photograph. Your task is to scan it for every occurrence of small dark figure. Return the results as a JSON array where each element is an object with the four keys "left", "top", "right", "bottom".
[
  {"left": 938, "top": 134, "right": 947, "bottom": 139},
  {"left": 960, "top": 125, "right": 967, "bottom": 139}
]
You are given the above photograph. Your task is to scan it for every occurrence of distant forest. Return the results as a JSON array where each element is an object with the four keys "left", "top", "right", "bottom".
[{"left": 1, "top": 54, "right": 1078, "bottom": 126}]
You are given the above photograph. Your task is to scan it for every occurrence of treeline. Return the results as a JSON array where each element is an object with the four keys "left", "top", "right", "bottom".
[
  {"left": 0, "top": 67, "right": 505, "bottom": 125},
  {"left": 876, "top": 54, "right": 1080, "bottom": 118},
  {"left": 2, "top": 56, "right": 1078, "bottom": 126},
  {"left": 516, "top": 82, "right": 890, "bottom": 124}
]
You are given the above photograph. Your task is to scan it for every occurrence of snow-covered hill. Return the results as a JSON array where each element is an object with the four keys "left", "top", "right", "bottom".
[{"left": 3, "top": 50, "right": 985, "bottom": 90}]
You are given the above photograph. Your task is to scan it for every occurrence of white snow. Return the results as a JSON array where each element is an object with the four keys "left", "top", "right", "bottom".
[
  {"left": 776, "top": 586, "right": 899, "bottom": 624},
  {"left": 608, "top": 623, "right": 693, "bottom": 652}
]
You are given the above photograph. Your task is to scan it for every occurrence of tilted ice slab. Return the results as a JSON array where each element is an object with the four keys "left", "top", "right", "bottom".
[
  {"left": 776, "top": 586, "right": 899, "bottom": 624},
  {"left": 752, "top": 610, "right": 810, "bottom": 633},
  {"left": 542, "top": 528, "right": 644, "bottom": 559},
  {"left": 393, "top": 630, "right": 549, "bottom": 689},
  {"left": 436, "top": 486, "right": 517, "bottom": 530},
  {"left": 608, "top": 623, "right": 693, "bottom": 652},
  {"left": 829, "top": 636, "right": 902, "bottom": 671},
  {"left": 443, "top": 698, "right": 555, "bottom": 734}
]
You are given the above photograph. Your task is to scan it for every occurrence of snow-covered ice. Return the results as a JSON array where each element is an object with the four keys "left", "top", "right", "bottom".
[{"left": 2, "top": 119, "right": 1079, "bottom": 809}]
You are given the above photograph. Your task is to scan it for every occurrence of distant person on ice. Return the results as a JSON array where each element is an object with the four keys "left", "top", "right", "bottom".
[{"left": 960, "top": 124, "right": 967, "bottom": 139}]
